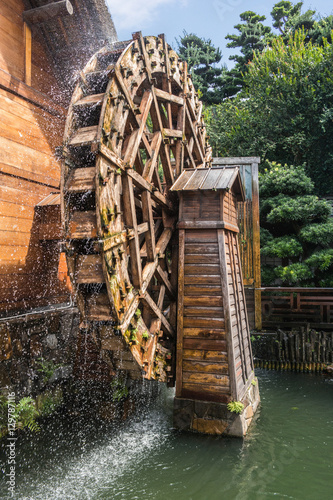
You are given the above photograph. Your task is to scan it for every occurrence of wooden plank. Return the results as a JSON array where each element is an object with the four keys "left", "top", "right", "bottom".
[
  {"left": 183, "top": 328, "right": 225, "bottom": 339},
  {"left": 184, "top": 243, "right": 219, "bottom": 254},
  {"left": 75, "top": 254, "right": 104, "bottom": 284},
  {"left": 68, "top": 211, "right": 97, "bottom": 239},
  {"left": 212, "top": 157, "right": 260, "bottom": 165},
  {"left": 184, "top": 254, "right": 220, "bottom": 265},
  {"left": 183, "top": 350, "right": 228, "bottom": 362},
  {"left": 182, "top": 371, "right": 229, "bottom": 386},
  {"left": 69, "top": 126, "right": 98, "bottom": 146},
  {"left": 184, "top": 306, "right": 223, "bottom": 317},
  {"left": 122, "top": 174, "right": 142, "bottom": 287},
  {"left": 0, "top": 68, "right": 66, "bottom": 117},
  {"left": 179, "top": 220, "right": 239, "bottom": 232},
  {"left": 73, "top": 93, "right": 105, "bottom": 107},
  {"left": 24, "top": 23, "right": 31, "bottom": 86},
  {"left": 251, "top": 161, "right": 262, "bottom": 330},
  {"left": 183, "top": 317, "right": 224, "bottom": 328},
  {"left": 155, "top": 265, "right": 176, "bottom": 300},
  {"left": 184, "top": 296, "right": 223, "bottom": 307},
  {"left": 218, "top": 229, "right": 238, "bottom": 400},
  {"left": 183, "top": 338, "right": 226, "bottom": 351},
  {"left": 184, "top": 275, "right": 221, "bottom": 285},
  {"left": 66, "top": 167, "right": 95, "bottom": 193},
  {"left": 184, "top": 264, "right": 220, "bottom": 275},
  {"left": 141, "top": 191, "right": 155, "bottom": 261},
  {"left": 181, "top": 385, "right": 230, "bottom": 403},
  {"left": 183, "top": 360, "right": 229, "bottom": 374},
  {"left": 176, "top": 229, "right": 185, "bottom": 397},
  {"left": 154, "top": 87, "right": 184, "bottom": 106},
  {"left": 184, "top": 285, "right": 222, "bottom": 296}
]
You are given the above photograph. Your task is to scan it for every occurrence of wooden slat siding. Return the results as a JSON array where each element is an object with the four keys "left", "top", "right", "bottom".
[
  {"left": 233, "top": 231, "right": 254, "bottom": 389},
  {"left": 229, "top": 231, "right": 253, "bottom": 389},
  {"left": 218, "top": 229, "right": 237, "bottom": 400},
  {"left": 176, "top": 229, "right": 185, "bottom": 397},
  {"left": 179, "top": 226, "right": 230, "bottom": 397},
  {"left": 262, "top": 287, "right": 333, "bottom": 328}
]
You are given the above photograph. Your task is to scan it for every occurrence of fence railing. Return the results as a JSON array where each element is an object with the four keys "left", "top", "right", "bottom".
[{"left": 261, "top": 287, "right": 333, "bottom": 329}]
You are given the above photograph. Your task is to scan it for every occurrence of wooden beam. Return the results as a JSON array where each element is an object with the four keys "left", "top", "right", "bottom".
[
  {"left": 122, "top": 175, "right": 142, "bottom": 287},
  {"left": 212, "top": 157, "right": 261, "bottom": 165},
  {"left": 99, "top": 145, "right": 174, "bottom": 212},
  {"left": 155, "top": 265, "right": 176, "bottom": 300},
  {"left": 251, "top": 161, "right": 262, "bottom": 330},
  {"left": 23, "top": 1, "right": 73, "bottom": 26},
  {"left": 154, "top": 88, "right": 184, "bottom": 106},
  {"left": 24, "top": 23, "right": 31, "bottom": 86},
  {"left": 141, "top": 292, "right": 174, "bottom": 337},
  {"left": 175, "top": 229, "right": 185, "bottom": 397}
]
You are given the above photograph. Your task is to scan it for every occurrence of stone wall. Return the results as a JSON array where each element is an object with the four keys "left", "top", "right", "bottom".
[{"left": 0, "top": 306, "right": 79, "bottom": 398}]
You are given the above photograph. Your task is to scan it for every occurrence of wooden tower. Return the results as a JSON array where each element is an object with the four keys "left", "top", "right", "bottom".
[{"left": 171, "top": 166, "right": 260, "bottom": 436}]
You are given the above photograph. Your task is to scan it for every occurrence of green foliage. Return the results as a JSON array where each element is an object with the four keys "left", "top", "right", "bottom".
[
  {"left": 259, "top": 163, "right": 332, "bottom": 286},
  {"left": 206, "top": 30, "right": 333, "bottom": 195},
  {"left": 260, "top": 228, "right": 274, "bottom": 247},
  {"left": 261, "top": 266, "right": 278, "bottom": 286},
  {"left": 271, "top": 1, "right": 315, "bottom": 38},
  {"left": 37, "top": 358, "right": 61, "bottom": 384},
  {"left": 176, "top": 31, "right": 226, "bottom": 104},
  {"left": 300, "top": 222, "right": 333, "bottom": 247},
  {"left": 259, "top": 162, "right": 313, "bottom": 197},
  {"left": 306, "top": 249, "right": 333, "bottom": 272},
  {"left": 142, "top": 331, "right": 149, "bottom": 340},
  {"left": 263, "top": 195, "right": 330, "bottom": 225},
  {"left": 274, "top": 262, "right": 312, "bottom": 285},
  {"left": 261, "top": 236, "right": 302, "bottom": 259},
  {"left": 225, "top": 11, "right": 272, "bottom": 95},
  {"left": 111, "top": 377, "right": 129, "bottom": 402},
  {"left": 227, "top": 401, "right": 245, "bottom": 414},
  {"left": 38, "top": 391, "right": 63, "bottom": 417}
]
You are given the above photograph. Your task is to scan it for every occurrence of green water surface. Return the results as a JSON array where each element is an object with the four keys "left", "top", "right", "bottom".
[{"left": 1, "top": 370, "right": 332, "bottom": 500}]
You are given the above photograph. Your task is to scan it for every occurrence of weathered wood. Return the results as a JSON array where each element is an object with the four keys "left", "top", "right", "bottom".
[{"left": 23, "top": 1, "right": 73, "bottom": 26}]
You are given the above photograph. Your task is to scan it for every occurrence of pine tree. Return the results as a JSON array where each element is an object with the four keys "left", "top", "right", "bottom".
[{"left": 176, "top": 31, "right": 227, "bottom": 104}]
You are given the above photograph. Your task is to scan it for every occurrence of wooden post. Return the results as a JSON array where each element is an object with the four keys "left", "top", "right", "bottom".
[
  {"left": 24, "top": 22, "right": 31, "bottom": 86},
  {"left": 251, "top": 161, "right": 262, "bottom": 330},
  {"left": 23, "top": 1, "right": 73, "bottom": 26}
]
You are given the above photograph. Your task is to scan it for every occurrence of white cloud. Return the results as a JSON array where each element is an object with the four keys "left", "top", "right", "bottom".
[{"left": 107, "top": 0, "right": 187, "bottom": 31}]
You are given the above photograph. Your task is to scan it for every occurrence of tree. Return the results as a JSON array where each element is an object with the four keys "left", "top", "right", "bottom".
[
  {"left": 271, "top": 1, "right": 315, "bottom": 39},
  {"left": 176, "top": 31, "right": 227, "bottom": 104},
  {"left": 260, "top": 163, "right": 333, "bottom": 286},
  {"left": 225, "top": 11, "right": 272, "bottom": 96},
  {"left": 206, "top": 30, "right": 333, "bottom": 195}
]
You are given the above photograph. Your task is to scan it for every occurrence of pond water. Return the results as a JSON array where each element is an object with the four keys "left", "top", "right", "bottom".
[{"left": 1, "top": 370, "right": 332, "bottom": 500}]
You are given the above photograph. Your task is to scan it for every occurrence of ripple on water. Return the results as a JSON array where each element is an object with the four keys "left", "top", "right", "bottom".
[{"left": 1, "top": 370, "right": 332, "bottom": 500}]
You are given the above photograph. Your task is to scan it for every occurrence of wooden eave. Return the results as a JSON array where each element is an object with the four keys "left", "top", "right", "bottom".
[{"left": 171, "top": 166, "right": 245, "bottom": 201}]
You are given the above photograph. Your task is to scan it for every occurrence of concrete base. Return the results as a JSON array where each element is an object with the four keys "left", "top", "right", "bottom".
[{"left": 174, "top": 381, "right": 260, "bottom": 437}]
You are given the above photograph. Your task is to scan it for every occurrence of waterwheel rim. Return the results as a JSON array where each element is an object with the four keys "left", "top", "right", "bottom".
[{"left": 61, "top": 33, "right": 212, "bottom": 381}]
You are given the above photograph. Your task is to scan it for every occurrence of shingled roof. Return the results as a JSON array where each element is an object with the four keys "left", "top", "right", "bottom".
[{"left": 171, "top": 166, "right": 245, "bottom": 200}]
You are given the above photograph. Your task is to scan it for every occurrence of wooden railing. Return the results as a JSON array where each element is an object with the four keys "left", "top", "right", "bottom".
[{"left": 261, "top": 287, "right": 333, "bottom": 329}]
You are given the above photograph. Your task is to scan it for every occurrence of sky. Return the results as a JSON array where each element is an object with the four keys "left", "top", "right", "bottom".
[{"left": 107, "top": 0, "right": 333, "bottom": 68}]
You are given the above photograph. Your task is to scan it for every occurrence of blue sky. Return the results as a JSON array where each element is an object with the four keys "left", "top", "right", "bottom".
[{"left": 107, "top": 0, "right": 333, "bottom": 68}]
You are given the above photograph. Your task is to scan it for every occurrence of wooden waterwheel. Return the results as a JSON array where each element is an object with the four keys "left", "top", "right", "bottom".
[{"left": 61, "top": 33, "right": 212, "bottom": 383}]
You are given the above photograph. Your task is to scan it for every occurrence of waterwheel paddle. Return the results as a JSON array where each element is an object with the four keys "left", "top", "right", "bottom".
[{"left": 61, "top": 33, "right": 212, "bottom": 382}]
